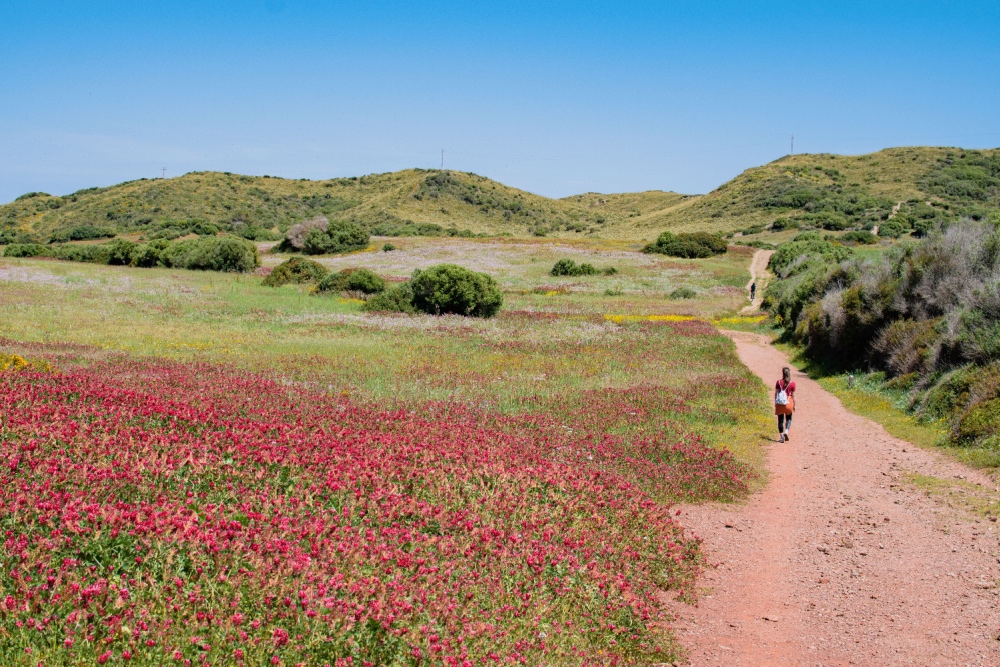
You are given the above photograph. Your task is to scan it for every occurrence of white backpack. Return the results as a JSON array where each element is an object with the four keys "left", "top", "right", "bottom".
[{"left": 775, "top": 380, "right": 790, "bottom": 406}]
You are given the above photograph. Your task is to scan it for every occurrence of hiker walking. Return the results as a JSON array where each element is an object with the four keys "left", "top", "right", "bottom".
[
  {"left": 775, "top": 366, "right": 795, "bottom": 442},
  {"left": 749, "top": 281, "right": 757, "bottom": 302}
]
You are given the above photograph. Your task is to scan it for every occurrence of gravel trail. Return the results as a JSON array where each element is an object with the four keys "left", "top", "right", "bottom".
[{"left": 668, "top": 331, "right": 1000, "bottom": 666}]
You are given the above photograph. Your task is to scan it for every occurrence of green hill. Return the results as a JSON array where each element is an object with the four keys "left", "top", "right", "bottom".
[
  {"left": 652, "top": 146, "right": 1000, "bottom": 235},
  {"left": 2, "top": 147, "right": 998, "bottom": 244}
]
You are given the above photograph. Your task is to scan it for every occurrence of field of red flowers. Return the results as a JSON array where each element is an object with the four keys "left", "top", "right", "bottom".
[{"left": 0, "top": 348, "right": 751, "bottom": 666}]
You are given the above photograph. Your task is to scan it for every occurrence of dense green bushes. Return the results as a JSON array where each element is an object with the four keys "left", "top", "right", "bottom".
[
  {"left": 4, "top": 236, "right": 259, "bottom": 272},
  {"left": 643, "top": 231, "right": 727, "bottom": 258},
  {"left": 263, "top": 257, "right": 329, "bottom": 287},
  {"left": 276, "top": 216, "right": 369, "bottom": 255},
  {"left": 765, "top": 220, "right": 1000, "bottom": 456},
  {"left": 317, "top": 268, "right": 386, "bottom": 294},
  {"left": 550, "top": 258, "right": 617, "bottom": 276},
  {"left": 49, "top": 225, "right": 116, "bottom": 243},
  {"left": 3, "top": 243, "right": 53, "bottom": 258}
]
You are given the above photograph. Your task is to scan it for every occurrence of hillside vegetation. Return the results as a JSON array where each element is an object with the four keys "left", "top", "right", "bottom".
[
  {"left": 764, "top": 221, "right": 1000, "bottom": 468},
  {"left": 2, "top": 147, "right": 998, "bottom": 244}
]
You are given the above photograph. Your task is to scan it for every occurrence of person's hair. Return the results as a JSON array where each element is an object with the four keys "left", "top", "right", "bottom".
[{"left": 782, "top": 367, "right": 791, "bottom": 383}]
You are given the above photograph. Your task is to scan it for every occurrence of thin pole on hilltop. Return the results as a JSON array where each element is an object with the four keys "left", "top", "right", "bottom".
[
  {"left": 441, "top": 149, "right": 444, "bottom": 170},
  {"left": 790, "top": 135, "right": 795, "bottom": 155}
]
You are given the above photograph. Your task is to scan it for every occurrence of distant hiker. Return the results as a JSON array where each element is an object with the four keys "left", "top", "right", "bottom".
[
  {"left": 775, "top": 366, "right": 795, "bottom": 442},
  {"left": 749, "top": 281, "right": 757, "bottom": 302}
]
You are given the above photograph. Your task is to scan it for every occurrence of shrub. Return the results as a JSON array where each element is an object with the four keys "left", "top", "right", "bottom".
[
  {"left": 643, "top": 231, "right": 728, "bottom": 258},
  {"left": 278, "top": 217, "right": 369, "bottom": 255},
  {"left": 104, "top": 238, "right": 138, "bottom": 265},
  {"left": 49, "top": 225, "right": 116, "bottom": 243},
  {"left": 263, "top": 257, "right": 330, "bottom": 287},
  {"left": 130, "top": 239, "right": 172, "bottom": 268},
  {"left": 550, "top": 259, "right": 608, "bottom": 276},
  {"left": 669, "top": 287, "right": 697, "bottom": 299},
  {"left": 362, "top": 283, "right": 417, "bottom": 314},
  {"left": 317, "top": 268, "right": 386, "bottom": 294},
  {"left": 165, "top": 237, "right": 260, "bottom": 272},
  {"left": 841, "top": 230, "right": 877, "bottom": 245},
  {"left": 4, "top": 243, "right": 54, "bottom": 258},
  {"left": 277, "top": 216, "right": 330, "bottom": 251},
  {"left": 410, "top": 264, "right": 503, "bottom": 317},
  {"left": 878, "top": 220, "right": 906, "bottom": 238},
  {"left": 383, "top": 242, "right": 397, "bottom": 252},
  {"left": 188, "top": 220, "right": 220, "bottom": 236},
  {"left": 55, "top": 243, "right": 110, "bottom": 264},
  {"left": 149, "top": 228, "right": 183, "bottom": 241},
  {"left": 234, "top": 225, "right": 281, "bottom": 241}
]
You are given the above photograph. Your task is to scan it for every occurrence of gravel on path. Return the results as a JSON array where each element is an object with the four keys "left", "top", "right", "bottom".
[{"left": 665, "top": 331, "right": 1000, "bottom": 667}]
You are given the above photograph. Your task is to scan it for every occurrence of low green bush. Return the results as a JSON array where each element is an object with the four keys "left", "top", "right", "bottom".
[
  {"left": 162, "top": 237, "right": 260, "bottom": 272},
  {"left": 317, "top": 268, "right": 386, "bottom": 294},
  {"left": 411, "top": 264, "right": 503, "bottom": 317},
  {"left": 669, "top": 287, "right": 697, "bottom": 299},
  {"left": 382, "top": 243, "right": 396, "bottom": 252},
  {"left": 362, "top": 283, "right": 417, "bottom": 314},
  {"left": 550, "top": 258, "right": 615, "bottom": 276},
  {"left": 49, "top": 225, "right": 116, "bottom": 243},
  {"left": 263, "top": 257, "right": 330, "bottom": 287},
  {"left": 643, "top": 231, "right": 727, "bottom": 258},
  {"left": 841, "top": 230, "right": 878, "bottom": 245},
  {"left": 105, "top": 238, "right": 139, "bottom": 265},
  {"left": 3, "top": 243, "right": 53, "bottom": 258},
  {"left": 130, "top": 239, "right": 172, "bottom": 268},
  {"left": 55, "top": 244, "right": 110, "bottom": 263},
  {"left": 278, "top": 217, "right": 369, "bottom": 255}
]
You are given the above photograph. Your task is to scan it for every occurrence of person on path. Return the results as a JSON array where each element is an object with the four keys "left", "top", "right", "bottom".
[
  {"left": 749, "top": 281, "right": 756, "bottom": 302},
  {"left": 774, "top": 366, "right": 795, "bottom": 442}
]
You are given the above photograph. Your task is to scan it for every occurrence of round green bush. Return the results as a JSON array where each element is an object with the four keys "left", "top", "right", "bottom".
[
  {"left": 300, "top": 219, "right": 370, "bottom": 255},
  {"left": 105, "top": 238, "right": 138, "bottom": 265},
  {"left": 382, "top": 242, "right": 397, "bottom": 252},
  {"left": 130, "top": 239, "right": 172, "bottom": 268},
  {"left": 317, "top": 268, "right": 386, "bottom": 294},
  {"left": 550, "top": 259, "right": 603, "bottom": 276},
  {"left": 410, "top": 264, "right": 503, "bottom": 317},
  {"left": 669, "top": 286, "right": 697, "bottom": 299},
  {"left": 263, "top": 257, "right": 329, "bottom": 287}
]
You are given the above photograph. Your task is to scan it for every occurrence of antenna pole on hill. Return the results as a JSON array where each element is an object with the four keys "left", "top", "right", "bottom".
[
  {"left": 790, "top": 135, "right": 794, "bottom": 155},
  {"left": 162, "top": 167, "right": 167, "bottom": 179},
  {"left": 440, "top": 149, "right": 444, "bottom": 170}
]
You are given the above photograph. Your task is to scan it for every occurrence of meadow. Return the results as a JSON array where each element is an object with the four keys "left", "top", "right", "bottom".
[{"left": 0, "top": 238, "right": 770, "bottom": 665}]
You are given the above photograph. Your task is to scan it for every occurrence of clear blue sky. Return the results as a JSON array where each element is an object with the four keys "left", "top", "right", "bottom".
[{"left": 2, "top": 1, "right": 998, "bottom": 203}]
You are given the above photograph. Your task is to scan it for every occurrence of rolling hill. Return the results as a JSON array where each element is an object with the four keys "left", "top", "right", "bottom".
[{"left": 2, "top": 146, "right": 997, "bottom": 244}]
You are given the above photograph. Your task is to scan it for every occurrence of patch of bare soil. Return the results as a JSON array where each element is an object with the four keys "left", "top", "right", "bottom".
[{"left": 666, "top": 331, "right": 1000, "bottom": 666}]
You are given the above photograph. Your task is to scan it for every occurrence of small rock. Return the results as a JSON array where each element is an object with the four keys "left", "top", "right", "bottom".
[{"left": 763, "top": 615, "right": 780, "bottom": 622}]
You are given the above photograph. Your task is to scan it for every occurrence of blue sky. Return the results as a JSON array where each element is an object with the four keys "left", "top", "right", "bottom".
[{"left": 1, "top": 1, "right": 998, "bottom": 203}]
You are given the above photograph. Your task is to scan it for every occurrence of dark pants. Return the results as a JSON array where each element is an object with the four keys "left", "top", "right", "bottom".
[{"left": 778, "top": 413, "right": 792, "bottom": 433}]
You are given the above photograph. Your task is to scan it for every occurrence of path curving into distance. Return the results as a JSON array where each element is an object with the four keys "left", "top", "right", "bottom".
[
  {"left": 740, "top": 249, "right": 773, "bottom": 314},
  {"left": 667, "top": 332, "right": 1000, "bottom": 666}
]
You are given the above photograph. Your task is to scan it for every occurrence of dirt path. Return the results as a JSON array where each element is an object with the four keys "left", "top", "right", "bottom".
[
  {"left": 668, "top": 332, "right": 1000, "bottom": 666},
  {"left": 740, "top": 249, "right": 773, "bottom": 314}
]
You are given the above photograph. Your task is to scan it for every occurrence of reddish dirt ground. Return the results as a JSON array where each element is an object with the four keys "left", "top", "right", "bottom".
[{"left": 667, "top": 331, "right": 1000, "bottom": 667}]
